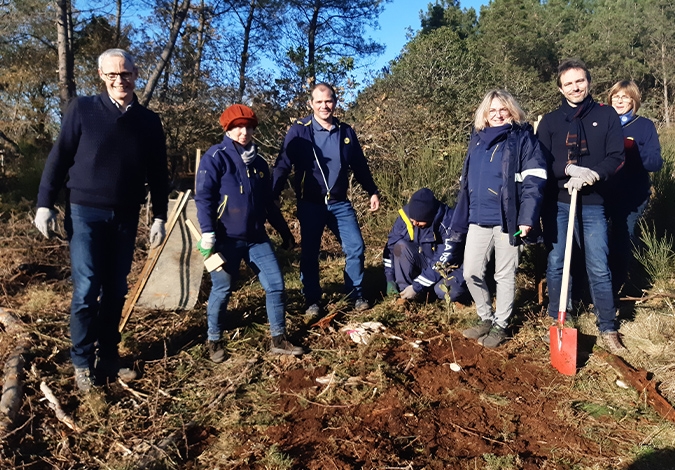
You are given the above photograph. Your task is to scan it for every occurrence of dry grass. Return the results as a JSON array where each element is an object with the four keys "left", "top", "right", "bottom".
[{"left": 0, "top": 204, "right": 674, "bottom": 469}]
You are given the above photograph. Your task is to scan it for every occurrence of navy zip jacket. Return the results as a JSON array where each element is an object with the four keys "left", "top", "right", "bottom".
[
  {"left": 537, "top": 97, "right": 625, "bottom": 206},
  {"left": 383, "top": 202, "right": 462, "bottom": 292},
  {"left": 452, "top": 122, "right": 547, "bottom": 246},
  {"left": 195, "top": 135, "right": 291, "bottom": 243},
  {"left": 272, "top": 115, "right": 379, "bottom": 203},
  {"left": 606, "top": 115, "right": 662, "bottom": 209},
  {"left": 37, "top": 93, "right": 168, "bottom": 219}
]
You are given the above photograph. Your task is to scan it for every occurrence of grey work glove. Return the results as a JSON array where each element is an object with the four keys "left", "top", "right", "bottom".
[
  {"left": 198, "top": 232, "right": 216, "bottom": 258},
  {"left": 400, "top": 284, "right": 418, "bottom": 300},
  {"left": 34, "top": 207, "right": 57, "bottom": 239},
  {"left": 564, "top": 176, "right": 585, "bottom": 195},
  {"left": 149, "top": 218, "right": 166, "bottom": 248},
  {"left": 566, "top": 164, "right": 599, "bottom": 185}
]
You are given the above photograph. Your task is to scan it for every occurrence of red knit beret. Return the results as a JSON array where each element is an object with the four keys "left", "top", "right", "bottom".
[{"left": 219, "top": 104, "right": 258, "bottom": 131}]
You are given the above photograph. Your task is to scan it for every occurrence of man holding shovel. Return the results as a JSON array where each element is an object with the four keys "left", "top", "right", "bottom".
[
  {"left": 34, "top": 49, "right": 168, "bottom": 392},
  {"left": 537, "top": 59, "right": 626, "bottom": 354}
]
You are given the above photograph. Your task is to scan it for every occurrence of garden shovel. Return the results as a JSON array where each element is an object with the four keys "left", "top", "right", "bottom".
[{"left": 549, "top": 187, "right": 578, "bottom": 376}]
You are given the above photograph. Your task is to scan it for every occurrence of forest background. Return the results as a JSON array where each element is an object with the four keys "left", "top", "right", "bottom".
[{"left": 2, "top": 0, "right": 675, "bottom": 223}]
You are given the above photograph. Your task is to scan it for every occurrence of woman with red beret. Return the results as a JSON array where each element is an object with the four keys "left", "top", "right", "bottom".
[{"left": 194, "top": 104, "right": 304, "bottom": 362}]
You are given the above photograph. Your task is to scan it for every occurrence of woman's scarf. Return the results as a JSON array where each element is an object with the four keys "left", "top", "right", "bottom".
[
  {"left": 619, "top": 109, "right": 636, "bottom": 126},
  {"left": 563, "top": 94, "right": 595, "bottom": 164},
  {"left": 478, "top": 123, "right": 512, "bottom": 148},
  {"left": 238, "top": 143, "right": 257, "bottom": 165}
]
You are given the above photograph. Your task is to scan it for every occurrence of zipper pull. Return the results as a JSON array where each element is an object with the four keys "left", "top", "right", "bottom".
[{"left": 325, "top": 192, "right": 330, "bottom": 205}]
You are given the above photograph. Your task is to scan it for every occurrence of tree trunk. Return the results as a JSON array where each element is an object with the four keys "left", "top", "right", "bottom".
[
  {"left": 662, "top": 42, "right": 670, "bottom": 127},
  {"left": 56, "top": 0, "right": 76, "bottom": 114},
  {"left": 115, "top": 0, "right": 122, "bottom": 46},
  {"left": 237, "top": 0, "right": 256, "bottom": 102},
  {"left": 306, "top": 0, "right": 320, "bottom": 87},
  {"left": 193, "top": 0, "right": 206, "bottom": 98},
  {"left": 139, "top": 0, "right": 191, "bottom": 107}
]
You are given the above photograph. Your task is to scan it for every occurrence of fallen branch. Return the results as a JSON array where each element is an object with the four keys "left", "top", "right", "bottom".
[
  {"left": 39, "top": 381, "right": 82, "bottom": 432},
  {"left": 620, "top": 292, "right": 675, "bottom": 302},
  {"left": 0, "top": 308, "right": 31, "bottom": 434},
  {"left": 597, "top": 350, "right": 675, "bottom": 424}
]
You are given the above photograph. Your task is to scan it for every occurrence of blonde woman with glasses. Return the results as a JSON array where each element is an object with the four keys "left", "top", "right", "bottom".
[{"left": 452, "top": 90, "right": 547, "bottom": 347}]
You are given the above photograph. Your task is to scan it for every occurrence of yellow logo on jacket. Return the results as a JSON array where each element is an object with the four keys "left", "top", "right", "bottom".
[{"left": 344, "top": 137, "right": 350, "bottom": 144}]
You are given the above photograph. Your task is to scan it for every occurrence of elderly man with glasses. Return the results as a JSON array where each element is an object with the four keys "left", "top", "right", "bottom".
[{"left": 35, "top": 48, "right": 168, "bottom": 392}]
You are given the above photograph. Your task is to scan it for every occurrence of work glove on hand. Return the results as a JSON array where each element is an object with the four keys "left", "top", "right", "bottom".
[
  {"left": 566, "top": 164, "right": 599, "bottom": 185},
  {"left": 564, "top": 176, "right": 585, "bottom": 195},
  {"left": 197, "top": 232, "right": 216, "bottom": 258},
  {"left": 400, "top": 284, "right": 418, "bottom": 300},
  {"left": 386, "top": 281, "right": 399, "bottom": 296},
  {"left": 34, "top": 207, "right": 57, "bottom": 239},
  {"left": 149, "top": 219, "right": 166, "bottom": 248}
]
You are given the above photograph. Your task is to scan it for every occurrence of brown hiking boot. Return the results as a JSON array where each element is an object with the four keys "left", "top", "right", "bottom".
[
  {"left": 207, "top": 340, "right": 227, "bottom": 363},
  {"left": 462, "top": 320, "right": 493, "bottom": 340},
  {"left": 601, "top": 331, "right": 626, "bottom": 354},
  {"left": 270, "top": 335, "right": 306, "bottom": 356}
]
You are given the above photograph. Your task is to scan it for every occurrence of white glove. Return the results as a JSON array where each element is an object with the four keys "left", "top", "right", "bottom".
[
  {"left": 564, "top": 176, "right": 585, "bottom": 195},
  {"left": 149, "top": 219, "right": 166, "bottom": 248},
  {"left": 200, "top": 232, "right": 216, "bottom": 250},
  {"left": 566, "top": 164, "right": 599, "bottom": 185},
  {"left": 34, "top": 207, "right": 57, "bottom": 238},
  {"left": 400, "top": 284, "right": 418, "bottom": 300}
]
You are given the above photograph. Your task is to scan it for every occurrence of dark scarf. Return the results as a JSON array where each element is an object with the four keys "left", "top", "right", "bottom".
[
  {"left": 478, "top": 123, "right": 512, "bottom": 148},
  {"left": 563, "top": 94, "right": 595, "bottom": 164}
]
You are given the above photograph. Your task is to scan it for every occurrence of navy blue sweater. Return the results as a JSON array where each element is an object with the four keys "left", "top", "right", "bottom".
[
  {"left": 606, "top": 115, "right": 662, "bottom": 209},
  {"left": 37, "top": 93, "right": 168, "bottom": 219},
  {"left": 272, "top": 116, "right": 379, "bottom": 204}
]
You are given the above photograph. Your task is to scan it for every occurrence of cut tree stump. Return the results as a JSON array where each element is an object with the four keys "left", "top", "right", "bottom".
[{"left": 597, "top": 350, "right": 675, "bottom": 423}]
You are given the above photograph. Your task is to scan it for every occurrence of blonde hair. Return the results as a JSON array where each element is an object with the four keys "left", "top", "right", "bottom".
[
  {"left": 474, "top": 89, "right": 527, "bottom": 131},
  {"left": 607, "top": 80, "right": 641, "bottom": 113}
]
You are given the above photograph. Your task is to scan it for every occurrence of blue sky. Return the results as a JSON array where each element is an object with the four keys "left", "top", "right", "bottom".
[{"left": 360, "top": 0, "right": 487, "bottom": 85}]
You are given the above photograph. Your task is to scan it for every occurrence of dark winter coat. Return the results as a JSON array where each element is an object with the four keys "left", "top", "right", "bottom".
[
  {"left": 195, "top": 135, "right": 291, "bottom": 243},
  {"left": 606, "top": 115, "right": 662, "bottom": 210},
  {"left": 383, "top": 202, "right": 462, "bottom": 292},
  {"left": 452, "top": 122, "right": 547, "bottom": 246},
  {"left": 272, "top": 116, "right": 379, "bottom": 203},
  {"left": 536, "top": 98, "right": 625, "bottom": 206}
]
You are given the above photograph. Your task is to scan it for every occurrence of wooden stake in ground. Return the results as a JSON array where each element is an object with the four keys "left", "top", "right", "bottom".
[{"left": 119, "top": 190, "right": 191, "bottom": 332}]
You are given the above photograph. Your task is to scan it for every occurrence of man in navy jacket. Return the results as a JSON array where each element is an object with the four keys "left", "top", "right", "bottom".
[
  {"left": 383, "top": 188, "right": 467, "bottom": 303},
  {"left": 34, "top": 49, "right": 168, "bottom": 391},
  {"left": 273, "top": 83, "right": 380, "bottom": 317},
  {"left": 537, "top": 59, "right": 626, "bottom": 353}
]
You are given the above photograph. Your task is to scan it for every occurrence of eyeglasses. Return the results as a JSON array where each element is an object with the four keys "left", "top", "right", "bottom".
[
  {"left": 611, "top": 94, "right": 632, "bottom": 103},
  {"left": 101, "top": 72, "right": 133, "bottom": 82},
  {"left": 489, "top": 108, "right": 511, "bottom": 117}
]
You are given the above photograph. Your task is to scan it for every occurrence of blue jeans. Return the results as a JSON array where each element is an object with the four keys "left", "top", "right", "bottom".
[
  {"left": 391, "top": 240, "right": 467, "bottom": 301},
  {"left": 65, "top": 203, "right": 139, "bottom": 369},
  {"left": 297, "top": 200, "right": 365, "bottom": 304},
  {"left": 544, "top": 201, "right": 616, "bottom": 332},
  {"left": 207, "top": 238, "right": 286, "bottom": 340},
  {"left": 607, "top": 198, "right": 649, "bottom": 296}
]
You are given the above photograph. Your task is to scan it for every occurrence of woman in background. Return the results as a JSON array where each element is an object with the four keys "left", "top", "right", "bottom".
[
  {"left": 452, "top": 90, "right": 547, "bottom": 348},
  {"left": 606, "top": 80, "right": 662, "bottom": 297}
]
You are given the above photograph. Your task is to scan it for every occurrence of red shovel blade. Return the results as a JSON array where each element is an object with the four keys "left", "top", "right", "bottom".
[{"left": 549, "top": 325, "right": 577, "bottom": 376}]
